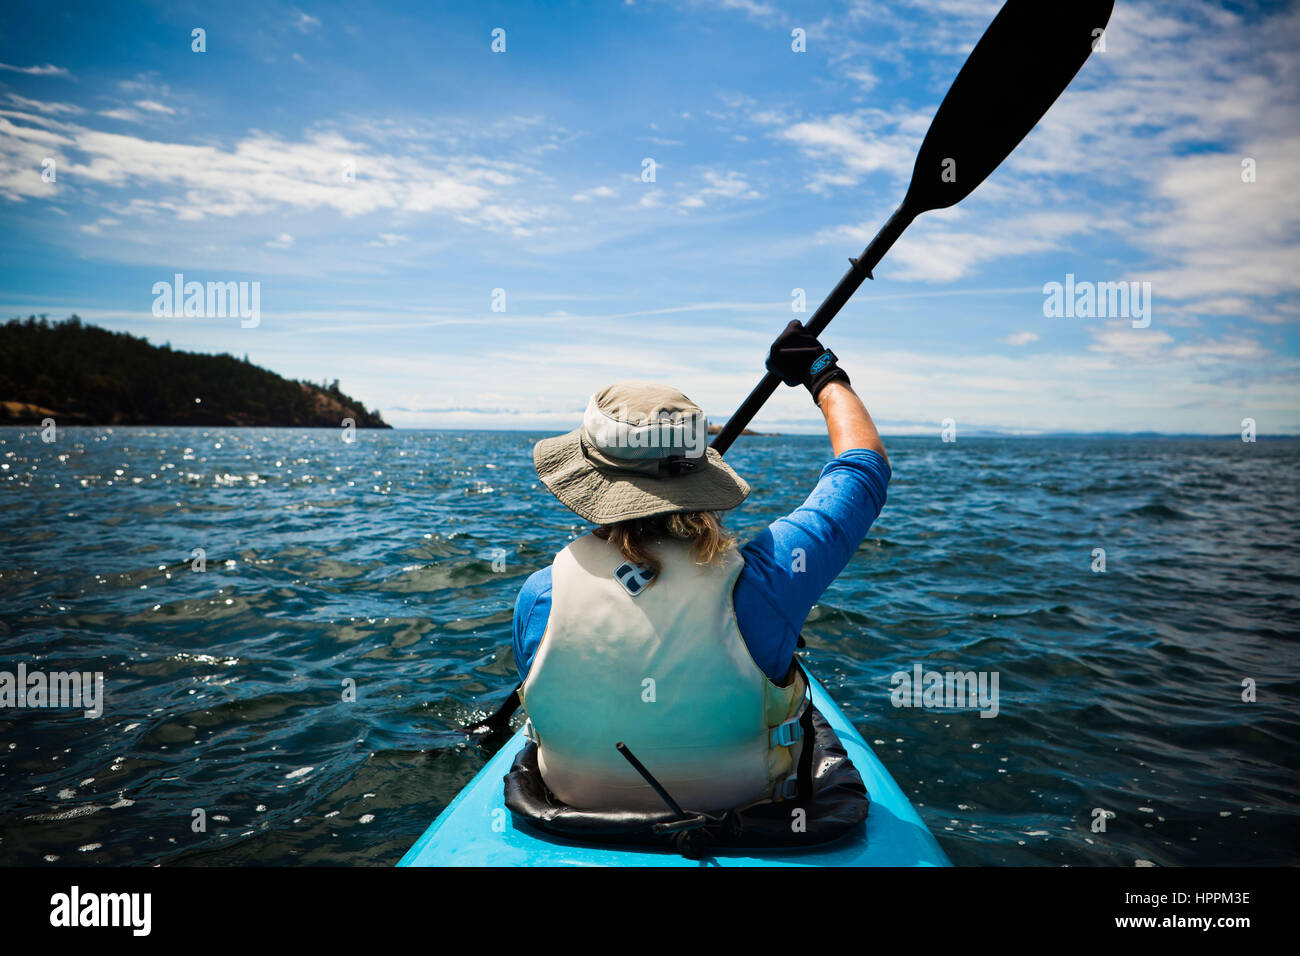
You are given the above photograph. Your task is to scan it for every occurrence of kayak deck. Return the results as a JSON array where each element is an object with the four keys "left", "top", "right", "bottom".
[{"left": 399, "top": 674, "right": 951, "bottom": 867}]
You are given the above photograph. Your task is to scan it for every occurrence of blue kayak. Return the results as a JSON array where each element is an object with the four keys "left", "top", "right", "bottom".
[{"left": 400, "top": 672, "right": 951, "bottom": 867}]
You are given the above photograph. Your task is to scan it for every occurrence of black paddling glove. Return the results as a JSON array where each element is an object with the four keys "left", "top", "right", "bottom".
[{"left": 765, "top": 320, "right": 851, "bottom": 403}]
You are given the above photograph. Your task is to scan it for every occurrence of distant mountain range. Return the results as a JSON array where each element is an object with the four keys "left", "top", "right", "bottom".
[{"left": 0, "top": 316, "right": 389, "bottom": 428}]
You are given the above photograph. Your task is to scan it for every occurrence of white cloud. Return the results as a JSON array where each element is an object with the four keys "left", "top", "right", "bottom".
[
  {"left": 572, "top": 185, "right": 618, "bottom": 202},
  {"left": 694, "top": 0, "right": 780, "bottom": 23},
  {"left": 1087, "top": 321, "right": 1175, "bottom": 358},
  {"left": 266, "top": 232, "right": 295, "bottom": 248},
  {"left": 855, "top": 211, "right": 1096, "bottom": 283},
  {"left": 0, "top": 62, "right": 70, "bottom": 76},
  {"left": 459, "top": 202, "right": 551, "bottom": 237},
  {"left": 773, "top": 110, "right": 921, "bottom": 194},
  {"left": 5, "top": 94, "right": 82, "bottom": 115},
  {"left": 1001, "top": 331, "right": 1039, "bottom": 346},
  {"left": 293, "top": 10, "right": 322, "bottom": 33},
  {"left": 1086, "top": 321, "right": 1270, "bottom": 373},
  {"left": 1170, "top": 336, "right": 1267, "bottom": 363},
  {"left": 98, "top": 108, "right": 142, "bottom": 123},
  {"left": 0, "top": 111, "right": 73, "bottom": 200},
  {"left": 0, "top": 107, "right": 538, "bottom": 228},
  {"left": 80, "top": 217, "right": 120, "bottom": 235},
  {"left": 678, "top": 169, "right": 760, "bottom": 209},
  {"left": 133, "top": 100, "right": 175, "bottom": 115},
  {"left": 844, "top": 68, "right": 878, "bottom": 92},
  {"left": 1138, "top": 140, "right": 1300, "bottom": 307}
]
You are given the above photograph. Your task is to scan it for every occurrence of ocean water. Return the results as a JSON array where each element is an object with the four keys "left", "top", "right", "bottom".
[{"left": 1, "top": 427, "right": 1297, "bottom": 867}]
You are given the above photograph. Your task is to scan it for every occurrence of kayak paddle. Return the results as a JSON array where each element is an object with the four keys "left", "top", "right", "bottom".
[
  {"left": 709, "top": 0, "right": 1115, "bottom": 455},
  {"left": 460, "top": 0, "right": 1114, "bottom": 754}
]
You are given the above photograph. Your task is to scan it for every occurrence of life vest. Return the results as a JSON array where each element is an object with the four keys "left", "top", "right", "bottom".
[{"left": 518, "top": 532, "right": 808, "bottom": 813}]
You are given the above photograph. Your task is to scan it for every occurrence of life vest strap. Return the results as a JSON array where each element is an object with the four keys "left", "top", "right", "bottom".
[
  {"left": 768, "top": 656, "right": 816, "bottom": 803},
  {"left": 775, "top": 775, "right": 800, "bottom": 801},
  {"left": 793, "top": 657, "right": 816, "bottom": 804}
]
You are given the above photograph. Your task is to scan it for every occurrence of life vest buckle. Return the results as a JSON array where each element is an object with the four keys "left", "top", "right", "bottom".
[
  {"left": 775, "top": 774, "right": 800, "bottom": 801},
  {"left": 770, "top": 717, "right": 803, "bottom": 749}
]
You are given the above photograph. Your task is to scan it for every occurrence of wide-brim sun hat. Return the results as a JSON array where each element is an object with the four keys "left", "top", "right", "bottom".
[{"left": 533, "top": 382, "right": 751, "bottom": 524}]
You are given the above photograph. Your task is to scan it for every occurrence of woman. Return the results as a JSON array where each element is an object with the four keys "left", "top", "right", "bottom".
[{"left": 513, "top": 321, "right": 890, "bottom": 814}]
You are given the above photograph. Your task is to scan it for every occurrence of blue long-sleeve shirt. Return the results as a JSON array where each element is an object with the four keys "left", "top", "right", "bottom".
[{"left": 513, "top": 448, "right": 890, "bottom": 683}]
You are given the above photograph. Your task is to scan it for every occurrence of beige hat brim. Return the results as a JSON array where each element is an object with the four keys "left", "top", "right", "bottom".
[{"left": 533, "top": 428, "right": 751, "bottom": 524}]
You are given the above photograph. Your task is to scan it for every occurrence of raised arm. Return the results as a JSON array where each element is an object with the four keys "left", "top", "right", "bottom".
[
  {"left": 818, "top": 380, "right": 886, "bottom": 462},
  {"left": 731, "top": 323, "right": 892, "bottom": 681}
]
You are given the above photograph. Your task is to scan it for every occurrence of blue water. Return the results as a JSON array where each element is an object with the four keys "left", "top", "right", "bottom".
[{"left": 1, "top": 428, "right": 1297, "bottom": 866}]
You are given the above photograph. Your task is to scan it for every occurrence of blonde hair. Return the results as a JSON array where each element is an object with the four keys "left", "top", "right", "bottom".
[{"left": 594, "top": 511, "right": 733, "bottom": 580}]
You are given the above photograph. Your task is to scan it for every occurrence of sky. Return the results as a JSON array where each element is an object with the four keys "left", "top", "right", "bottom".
[{"left": 1, "top": 0, "right": 1297, "bottom": 435}]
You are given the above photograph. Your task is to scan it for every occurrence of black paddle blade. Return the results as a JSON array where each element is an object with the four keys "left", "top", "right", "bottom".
[{"left": 906, "top": 0, "right": 1115, "bottom": 213}]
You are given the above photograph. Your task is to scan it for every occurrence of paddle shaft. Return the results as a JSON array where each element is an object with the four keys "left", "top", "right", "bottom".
[
  {"left": 708, "top": 0, "right": 1113, "bottom": 457},
  {"left": 709, "top": 202, "right": 914, "bottom": 456}
]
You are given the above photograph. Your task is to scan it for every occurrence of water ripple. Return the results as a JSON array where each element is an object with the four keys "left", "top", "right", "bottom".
[{"left": 1, "top": 428, "right": 1297, "bottom": 866}]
